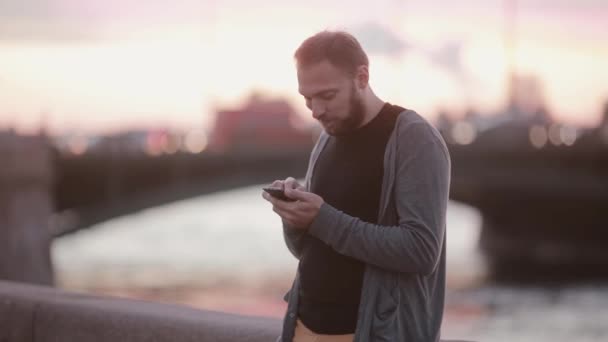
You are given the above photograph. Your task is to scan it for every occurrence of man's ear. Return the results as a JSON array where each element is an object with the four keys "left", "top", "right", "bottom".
[{"left": 356, "top": 65, "right": 369, "bottom": 89}]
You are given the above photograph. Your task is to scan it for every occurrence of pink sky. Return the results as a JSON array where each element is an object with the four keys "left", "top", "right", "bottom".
[{"left": 0, "top": 0, "right": 606, "bottom": 134}]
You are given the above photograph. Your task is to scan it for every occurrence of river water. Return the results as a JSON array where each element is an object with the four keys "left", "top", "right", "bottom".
[{"left": 52, "top": 184, "right": 608, "bottom": 341}]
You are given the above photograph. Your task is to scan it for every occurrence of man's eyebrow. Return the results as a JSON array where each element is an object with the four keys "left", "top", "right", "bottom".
[{"left": 300, "top": 88, "right": 339, "bottom": 98}]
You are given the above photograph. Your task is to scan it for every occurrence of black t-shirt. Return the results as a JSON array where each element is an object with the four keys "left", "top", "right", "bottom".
[{"left": 297, "top": 103, "right": 403, "bottom": 334}]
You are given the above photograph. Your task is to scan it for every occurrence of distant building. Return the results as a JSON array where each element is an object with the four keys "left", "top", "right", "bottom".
[
  {"left": 507, "top": 73, "right": 549, "bottom": 119},
  {"left": 207, "top": 94, "right": 314, "bottom": 154},
  {"left": 598, "top": 99, "right": 608, "bottom": 144},
  {"left": 602, "top": 100, "right": 608, "bottom": 127}
]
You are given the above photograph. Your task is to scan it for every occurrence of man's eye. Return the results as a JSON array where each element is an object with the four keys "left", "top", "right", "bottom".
[
  {"left": 304, "top": 97, "right": 312, "bottom": 107},
  {"left": 321, "top": 93, "right": 335, "bottom": 100}
]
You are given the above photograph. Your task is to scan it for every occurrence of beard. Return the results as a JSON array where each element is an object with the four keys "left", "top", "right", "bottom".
[{"left": 325, "top": 84, "right": 366, "bottom": 136}]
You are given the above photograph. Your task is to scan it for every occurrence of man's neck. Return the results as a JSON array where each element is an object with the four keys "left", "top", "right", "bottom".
[{"left": 359, "top": 93, "right": 386, "bottom": 128}]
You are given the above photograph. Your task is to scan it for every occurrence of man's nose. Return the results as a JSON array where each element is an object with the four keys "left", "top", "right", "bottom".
[{"left": 311, "top": 100, "right": 326, "bottom": 119}]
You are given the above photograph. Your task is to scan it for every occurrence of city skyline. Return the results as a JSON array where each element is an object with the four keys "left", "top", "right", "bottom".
[{"left": 1, "top": 0, "right": 607, "bottom": 134}]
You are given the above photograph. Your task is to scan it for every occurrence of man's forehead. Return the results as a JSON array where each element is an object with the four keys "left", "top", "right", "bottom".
[{"left": 297, "top": 65, "right": 348, "bottom": 96}]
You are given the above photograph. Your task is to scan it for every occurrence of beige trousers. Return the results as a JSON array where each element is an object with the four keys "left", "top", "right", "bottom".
[{"left": 293, "top": 319, "right": 355, "bottom": 342}]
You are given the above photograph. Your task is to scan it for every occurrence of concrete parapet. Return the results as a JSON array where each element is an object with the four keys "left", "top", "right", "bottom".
[
  {"left": 0, "top": 281, "right": 476, "bottom": 342},
  {"left": 0, "top": 280, "right": 281, "bottom": 341},
  {"left": 0, "top": 132, "right": 53, "bottom": 186},
  {"left": 0, "top": 131, "right": 54, "bottom": 285}
]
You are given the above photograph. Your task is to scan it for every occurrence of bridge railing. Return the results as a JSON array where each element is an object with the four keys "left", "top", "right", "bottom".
[
  {"left": 0, "top": 280, "right": 281, "bottom": 342},
  {"left": 0, "top": 280, "right": 477, "bottom": 342}
]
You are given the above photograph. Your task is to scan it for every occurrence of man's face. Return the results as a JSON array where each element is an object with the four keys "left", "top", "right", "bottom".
[{"left": 297, "top": 60, "right": 366, "bottom": 136}]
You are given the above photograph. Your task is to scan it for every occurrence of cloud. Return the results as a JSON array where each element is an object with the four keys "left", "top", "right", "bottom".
[
  {"left": 0, "top": 1, "right": 103, "bottom": 42},
  {"left": 0, "top": 20, "right": 102, "bottom": 43},
  {"left": 426, "top": 40, "right": 466, "bottom": 77},
  {"left": 0, "top": 1, "right": 55, "bottom": 21},
  {"left": 0, "top": 0, "right": 213, "bottom": 43},
  {"left": 350, "top": 22, "right": 410, "bottom": 57},
  {"left": 349, "top": 21, "right": 467, "bottom": 82}
]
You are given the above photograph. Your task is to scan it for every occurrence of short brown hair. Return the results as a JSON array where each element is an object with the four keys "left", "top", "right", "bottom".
[{"left": 294, "top": 30, "right": 369, "bottom": 76}]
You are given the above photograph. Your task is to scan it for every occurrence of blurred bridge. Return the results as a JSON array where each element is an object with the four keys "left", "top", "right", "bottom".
[
  {"left": 446, "top": 122, "right": 608, "bottom": 277},
  {"left": 52, "top": 148, "right": 311, "bottom": 236},
  {"left": 52, "top": 122, "right": 608, "bottom": 276}
]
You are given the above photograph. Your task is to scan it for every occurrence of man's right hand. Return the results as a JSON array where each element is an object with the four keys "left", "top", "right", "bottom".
[
  {"left": 266, "top": 177, "right": 304, "bottom": 193},
  {"left": 263, "top": 177, "right": 322, "bottom": 230}
]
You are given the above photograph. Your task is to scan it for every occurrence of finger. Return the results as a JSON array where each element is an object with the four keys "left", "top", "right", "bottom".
[
  {"left": 284, "top": 177, "right": 298, "bottom": 190},
  {"left": 272, "top": 206, "right": 292, "bottom": 222},
  {"left": 271, "top": 180, "right": 284, "bottom": 189},
  {"left": 284, "top": 187, "right": 312, "bottom": 201},
  {"left": 287, "top": 177, "right": 305, "bottom": 191},
  {"left": 264, "top": 191, "right": 283, "bottom": 206},
  {"left": 272, "top": 197, "right": 296, "bottom": 211}
]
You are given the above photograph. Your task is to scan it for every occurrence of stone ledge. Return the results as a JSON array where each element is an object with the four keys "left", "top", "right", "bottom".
[
  {"left": 0, "top": 280, "right": 281, "bottom": 342},
  {"left": 0, "top": 280, "right": 475, "bottom": 342}
]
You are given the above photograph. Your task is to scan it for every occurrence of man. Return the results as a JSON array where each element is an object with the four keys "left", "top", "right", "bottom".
[{"left": 263, "top": 30, "right": 451, "bottom": 342}]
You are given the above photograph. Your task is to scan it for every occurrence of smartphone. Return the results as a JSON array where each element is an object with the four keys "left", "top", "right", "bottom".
[{"left": 263, "top": 187, "right": 295, "bottom": 202}]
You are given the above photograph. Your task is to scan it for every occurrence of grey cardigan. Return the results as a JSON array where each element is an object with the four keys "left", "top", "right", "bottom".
[{"left": 278, "top": 109, "right": 451, "bottom": 342}]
